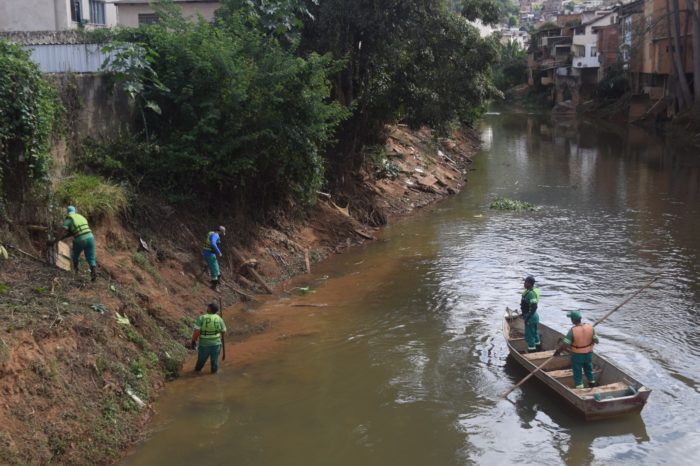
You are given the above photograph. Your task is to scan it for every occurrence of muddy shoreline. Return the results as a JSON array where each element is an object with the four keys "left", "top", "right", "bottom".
[{"left": 0, "top": 125, "right": 480, "bottom": 465}]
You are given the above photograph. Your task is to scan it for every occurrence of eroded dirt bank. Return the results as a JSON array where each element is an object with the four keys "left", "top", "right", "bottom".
[{"left": 0, "top": 125, "right": 480, "bottom": 465}]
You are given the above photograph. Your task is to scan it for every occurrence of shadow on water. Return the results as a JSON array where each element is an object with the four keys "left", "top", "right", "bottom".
[{"left": 503, "top": 356, "right": 650, "bottom": 466}]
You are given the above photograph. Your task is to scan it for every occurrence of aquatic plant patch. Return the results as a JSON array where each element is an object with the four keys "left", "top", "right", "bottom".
[{"left": 489, "top": 197, "right": 536, "bottom": 211}]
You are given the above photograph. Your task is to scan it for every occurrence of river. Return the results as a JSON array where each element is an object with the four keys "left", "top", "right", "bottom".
[{"left": 123, "top": 112, "right": 700, "bottom": 466}]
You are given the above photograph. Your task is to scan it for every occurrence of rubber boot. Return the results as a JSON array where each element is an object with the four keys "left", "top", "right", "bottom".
[
  {"left": 535, "top": 344, "right": 543, "bottom": 352},
  {"left": 90, "top": 266, "right": 97, "bottom": 282},
  {"left": 210, "top": 279, "right": 220, "bottom": 292},
  {"left": 589, "top": 381, "right": 598, "bottom": 388}
]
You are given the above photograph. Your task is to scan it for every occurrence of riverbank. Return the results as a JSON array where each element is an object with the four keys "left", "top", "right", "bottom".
[{"left": 0, "top": 124, "right": 480, "bottom": 465}]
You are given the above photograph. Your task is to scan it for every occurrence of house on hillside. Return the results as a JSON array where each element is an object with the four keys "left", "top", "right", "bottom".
[
  {"left": 571, "top": 10, "right": 617, "bottom": 93},
  {"left": 527, "top": 24, "right": 574, "bottom": 104},
  {"left": 0, "top": 0, "right": 117, "bottom": 31},
  {"left": 114, "top": 0, "right": 221, "bottom": 27},
  {"left": 595, "top": 23, "right": 619, "bottom": 80},
  {"left": 623, "top": 0, "right": 698, "bottom": 118},
  {"left": 618, "top": 0, "right": 644, "bottom": 72}
]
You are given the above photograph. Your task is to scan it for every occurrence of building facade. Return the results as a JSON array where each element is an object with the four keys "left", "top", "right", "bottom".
[
  {"left": 114, "top": 0, "right": 220, "bottom": 27},
  {"left": 0, "top": 0, "right": 117, "bottom": 32}
]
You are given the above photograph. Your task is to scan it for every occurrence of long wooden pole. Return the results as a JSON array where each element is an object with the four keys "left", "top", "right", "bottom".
[
  {"left": 591, "top": 278, "right": 658, "bottom": 328},
  {"left": 218, "top": 296, "right": 226, "bottom": 361},
  {"left": 500, "top": 278, "right": 658, "bottom": 399}
]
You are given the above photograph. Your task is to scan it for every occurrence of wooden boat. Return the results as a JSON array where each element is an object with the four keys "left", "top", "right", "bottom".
[{"left": 503, "top": 309, "right": 651, "bottom": 420}]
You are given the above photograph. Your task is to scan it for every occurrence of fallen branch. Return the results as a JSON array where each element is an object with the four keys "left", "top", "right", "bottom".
[
  {"left": 220, "top": 279, "right": 259, "bottom": 302},
  {"left": 4, "top": 243, "right": 46, "bottom": 263},
  {"left": 290, "top": 303, "right": 328, "bottom": 308},
  {"left": 354, "top": 229, "right": 375, "bottom": 241},
  {"left": 230, "top": 246, "right": 274, "bottom": 294}
]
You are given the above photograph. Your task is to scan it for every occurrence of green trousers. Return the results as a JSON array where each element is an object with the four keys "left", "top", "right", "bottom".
[
  {"left": 195, "top": 344, "right": 221, "bottom": 374},
  {"left": 524, "top": 312, "right": 540, "bottom": 350},
  {"left": 204, "top": 254, "right": 220, "bottom": 280},
  {"left": 72, "top": 233, "right": 96, "bottom": 268},
  {"left": 571, "top": 352, "right": 595, "bottom": 388}
]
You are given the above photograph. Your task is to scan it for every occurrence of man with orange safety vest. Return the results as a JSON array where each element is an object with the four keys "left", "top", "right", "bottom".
[{"left": 554, "top": 310, "right": 599, "bottom": 389}]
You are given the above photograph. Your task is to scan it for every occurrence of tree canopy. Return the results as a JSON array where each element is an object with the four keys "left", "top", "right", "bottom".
[{"left": 90, "top": 0, "right": 500, "bottom": 210}]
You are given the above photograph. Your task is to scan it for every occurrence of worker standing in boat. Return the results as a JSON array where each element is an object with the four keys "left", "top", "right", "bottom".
[
  {"left": 555, "top": 310, "right": 599, "bottom": 389},
  {"left": 520, "top": 275, "right": 541, "bottom": 352}
]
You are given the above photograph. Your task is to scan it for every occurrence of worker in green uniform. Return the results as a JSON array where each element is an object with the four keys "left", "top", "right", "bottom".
[
  {"left": 52, "top": 206, "right": 97, "bottom": 281},
  {"left": 555, "top": 310, "right": 599, "bottom": 389},
  {"left": 202, "top": 226, "right": 226, "bottom": 291},
  {"left": 520, "top": 275, "right": 541, "bottom": 352},
  {"left": 190, "top": 302, "right": 227, "bottom": 374}
]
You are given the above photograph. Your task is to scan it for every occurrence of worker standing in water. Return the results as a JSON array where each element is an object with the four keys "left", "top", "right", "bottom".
[{"left": 191, "top": 302, "right": 227, "bottom": 374}]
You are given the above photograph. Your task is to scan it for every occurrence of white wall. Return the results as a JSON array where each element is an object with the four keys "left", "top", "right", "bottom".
[
  {"left": 116, "top": 2, "right": 219, "bottom": 27},
  {"left": 1, "top": 0, "right": 60, "bottom": 32},
  {"left": 0, "top": 0, "right": 116, "bottom": 32}
]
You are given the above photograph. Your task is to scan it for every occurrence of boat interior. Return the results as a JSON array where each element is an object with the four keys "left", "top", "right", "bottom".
[{"left": 504, "top": 313, "right": 642, "bottom": 400}]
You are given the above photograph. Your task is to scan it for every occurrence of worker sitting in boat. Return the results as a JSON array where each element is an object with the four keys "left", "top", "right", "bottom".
[
  {"left": 520, "top": 275, "right": 541, "bottom": 352},
  {"left": 555, "top": 310, "right": 599, "bottom": 389}
]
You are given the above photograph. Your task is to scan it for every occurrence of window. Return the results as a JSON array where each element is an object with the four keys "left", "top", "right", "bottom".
[
  {"left": 590, "top": 46, "right": 597, "bottom": 57},
  {"left": 70, "top": 0, "right": 82, "bottom": 22},
  {"left": 89, "top": 0, "right": 106, "bottom": 25},
  {"left": 138, "top": 14, "right": 159, "bottom": 25}
]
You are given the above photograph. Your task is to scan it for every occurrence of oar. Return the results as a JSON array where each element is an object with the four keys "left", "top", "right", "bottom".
[
  {"left": 218, "top": 296, "right": 226, "bottom": 361},
  {"left": 500, "top": 277, "right": 658, "bottom": 399}
]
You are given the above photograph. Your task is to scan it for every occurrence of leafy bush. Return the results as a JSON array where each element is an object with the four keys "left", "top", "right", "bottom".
[
  {"left": 55, "top": 174, "right": 129, "bottom": 219},
  {"left": 0, "top": 40, "right": 59, "bottom": 202},
  {"left": 97, "top": 5, "right": 348, "bottom": 209}
]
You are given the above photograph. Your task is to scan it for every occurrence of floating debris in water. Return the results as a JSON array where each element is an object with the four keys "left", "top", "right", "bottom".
[{"left": 489, "top": 197, "right": 536, "bottom": 211}]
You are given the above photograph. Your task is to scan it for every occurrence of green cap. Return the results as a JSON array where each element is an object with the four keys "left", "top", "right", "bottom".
[{"left": 566, "top": 310, "right": 582, "bottom": 320}]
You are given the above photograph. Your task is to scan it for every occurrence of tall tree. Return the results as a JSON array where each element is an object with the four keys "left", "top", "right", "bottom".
[{"left": 298, "top": 0, "right": 499, "bottom": 166}]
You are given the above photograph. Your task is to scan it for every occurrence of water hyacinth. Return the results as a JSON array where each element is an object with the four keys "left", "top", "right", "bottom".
[{"left": 489, "top": 197, "right": 536, "bottom": 211}]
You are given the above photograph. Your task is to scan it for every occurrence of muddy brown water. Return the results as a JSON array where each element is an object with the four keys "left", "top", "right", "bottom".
[{"left": 123, "top": 113, "right": 700, "bottom": 466}]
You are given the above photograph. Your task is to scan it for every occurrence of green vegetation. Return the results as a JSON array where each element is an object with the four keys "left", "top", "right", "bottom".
[
  {"left": 55, "top": 174, "right": 129, "bottom": 219},
  {"left": 300, "top": 0, "right": 498, "bottom": 140},
  {"left": 489, "top": 197, "right": 536, "bottom": 210},
  {"left": 491, "top": 40, "right": 528, "bottom": 95},
  {"left": 96, "top": 2, "right": 348, "bottom": 208},
  {"left": 0, "top": 40, "right": 59, "bottom": 210},
  {"left": 82, "top": 0, "right": 500, "bottom": 211}
]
